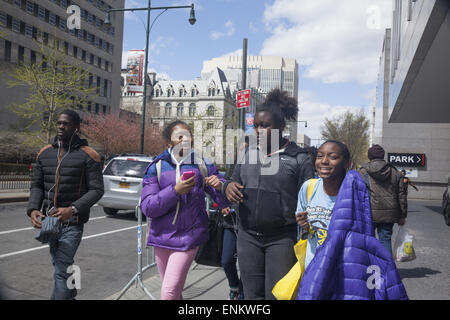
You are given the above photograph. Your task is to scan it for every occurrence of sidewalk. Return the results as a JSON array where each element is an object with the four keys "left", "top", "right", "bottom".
[
  {"left": 105, "top": 263, "right": 231, "bottom": 300},
  {"left": 0, "top": 190, "right": 29, "bottom": 203}
]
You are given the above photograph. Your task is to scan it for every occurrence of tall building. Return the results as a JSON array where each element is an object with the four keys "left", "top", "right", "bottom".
[
  {"left": 0, "top": 0, "right": 125, "bottom": 130},
  {"left": 202, "top": 55, "right": 299, "bottom": 142},
  {"left": 373, "top": 0, "right": 450, "bottom": 200}
]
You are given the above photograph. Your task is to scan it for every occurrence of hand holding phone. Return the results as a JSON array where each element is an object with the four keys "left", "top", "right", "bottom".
[{"left": 181, "top": 170, "right": 195, "bottom": 181}]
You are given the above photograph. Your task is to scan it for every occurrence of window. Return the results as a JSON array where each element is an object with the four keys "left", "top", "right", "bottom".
[
  {"left": 4, "top": 40, "right": 11, "bottom": 61},
  {"left": 18, "top": 46, "right": 24, "bottom": 64},
  {"left": 26, "top": 1, "right": 34, "bottom": 14},
  {"left": 153, "top": 104, "right": 160, "bottom": 117},
  {"left": 189, "top": 103, "right": 196, "bottom": 117},
  {"left": 59, "top": 18, "right": 66, "bottom": 31},
  {"left": 82, "top": 50, "right": 86, "bottom": 61},
  {"left": 30, "top": 50, "right": 36, "bottom": 65},
  {"left": 88, "top": 13, "right": 93, "bottom": 23},
  {"left": 12, "top": 18, "right": 20, "bottom": 33},
  {"left": 207, "top": 122, "right": 214, "bottom": 130},
  {"left": 95, "top": 103, "right": 99, "bottom": 114},
  {"left": 165, "top": 103, "right": 172, "bottom": 117},
  {"left": 25, "top": 23, "right": 33, "bottom": 37},
  {"left": 64, "top": 42, "right": 69, "bottom": 55},
  {"left": 60, "top": 0, "right": 67, "bottom": 8},
  {"left": 90, "top": 54, "right": 94, "bottom": 64},
  {"left": 38, "top": 6, "right": 45, "bottom": 20},
  {"left": 207, "top": 106, "right": 215, "bottom": 117},
  {"left": 177, "top": 103, "right": 184, "bottom": 117},
  {"left": 73, "top": 46, "right": 78, "bottom": 58},
  {"left": 78, "top": 29, "right": 85, "bottom": 41},
  {"left": 49, "top": 12, "right": 56, "bottom": 26},
  {"left": 13, "top": 0, "right": 21, "bottom": 8},
  {"left": 0, "top": 12, "right": 6, "bottom": 27}
]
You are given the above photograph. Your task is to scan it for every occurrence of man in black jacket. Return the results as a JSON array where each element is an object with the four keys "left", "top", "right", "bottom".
[
  {"left": 27, "top": 109, "right": 104, "bottom": 300},
  {"left": 358, "top": 144, "right": 407, "bottom": 255}
]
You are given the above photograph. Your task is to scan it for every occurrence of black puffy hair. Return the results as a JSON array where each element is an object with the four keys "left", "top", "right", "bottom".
[
  {"left": 256, "top": 88, "right": 298, "bottom": 129},
  {"left": 162, "top": 119, "right": 192, "bottom": 142},
  {"left": 60, "top": 109, "right": 81, "bottom": 126}
]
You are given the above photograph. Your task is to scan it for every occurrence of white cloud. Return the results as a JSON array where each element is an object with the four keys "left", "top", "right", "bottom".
[
  {"left": 297, "top": 91, "right": 371, "bottom": 143},
  {"left": 261, "top": 0, "right": 392, "bottom": 84},
  {"left": 210, "top": 20, "right": 235, "bottom": 40}
]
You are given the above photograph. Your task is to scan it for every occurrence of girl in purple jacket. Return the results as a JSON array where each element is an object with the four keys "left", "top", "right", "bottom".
[{"left": 140, "top": 120, "right": 229, "bottom": 300}]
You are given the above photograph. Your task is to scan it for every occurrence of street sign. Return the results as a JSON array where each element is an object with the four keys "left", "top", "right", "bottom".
[
  {"left": 387, "top": 153, "right": 426, "bottom": 167},
  {"left": 237, "top": 89, "right": 251, "bottom": 109},
  {"left": 245, "top": 113, "right": 254, "bottom": 133}
]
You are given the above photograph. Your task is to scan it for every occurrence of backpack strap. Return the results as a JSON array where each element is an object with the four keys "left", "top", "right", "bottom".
[{"left": 306, "top": 178, "right": 319, "bottom": 204}]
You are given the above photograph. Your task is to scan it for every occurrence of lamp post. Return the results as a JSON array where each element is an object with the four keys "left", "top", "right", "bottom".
[{"left": 105, "top": 1, "right": 196, "bottom": 154}]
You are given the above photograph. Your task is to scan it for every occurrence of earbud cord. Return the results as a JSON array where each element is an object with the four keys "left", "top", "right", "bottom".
[{"left": 46, "top": 130, "right": 77, "bottom": 227}]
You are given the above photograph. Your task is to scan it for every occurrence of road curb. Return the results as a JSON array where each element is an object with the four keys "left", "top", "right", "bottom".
[{"left": 0, "top": 196, "right": 29, "bottom": 203}]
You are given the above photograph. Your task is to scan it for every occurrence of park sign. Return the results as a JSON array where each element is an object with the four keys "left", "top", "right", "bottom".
[
  {"left": 237, "top": 89, "right": 251, "bottom": 109},
  {"left": 387, "top": 153, "right": 426, "bottom": 167}
]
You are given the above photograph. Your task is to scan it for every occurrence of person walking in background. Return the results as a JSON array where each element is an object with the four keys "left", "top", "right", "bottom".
[
  {"left": 223, "top": 89, "right": 315, "bottom": 300},
  {"left": 401, "top": 169, "right": 419, "bottom": 192},
  {"left": 220, "top": 205, "right": 243, "bottom": 300},
  {"left": 27, "top": 109, "right": 104, "bottom": 300},
  {"left": 358, "top": 144, "right": 407, "bottom": 255},
  {"left": 140, "top": 120, "right": 229, "bottom": 300}
]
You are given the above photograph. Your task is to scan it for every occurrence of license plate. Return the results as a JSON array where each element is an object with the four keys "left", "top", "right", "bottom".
[{"left": 119, "top": 182, "right": 130, "bottom": 189}]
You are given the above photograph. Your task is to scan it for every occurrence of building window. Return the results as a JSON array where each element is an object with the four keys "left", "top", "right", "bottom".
[
  {"left": 13, "top": 0, "right": 21, "bottom": 8},
  {"left": 73, "top": 46, "right": 78, "bottom": 58},
  {"left": 206, "top": 122, "right": 214, "bottom": 130},
  {"left": 18, "top": 46, "right": 24, "bottom": 64},
  {"left": 207, "top": 106, "right": 215, "bottom": 117},
  {"left": 25, "top": 23, "right": 33, "bottom": 37},
  {"left": 26, "top": 1, "right": 34, "bottom": 14},
  {"left": 153, "top": 104, "right": 160, "bottom": 117},
  {"left": 189, "top": 103, "right": 196, "bottom": 117},
  {"left": 30, "top": 50, "right": 36, "bottom": 65},
  {"left": 165, "top": 103, "right": 172, "bottom": 117},
  {"left": 49, "top": 12, "right": 56, "bottom": 26},
  {"left": 4, "top": 40, "right": 11, "bottom": 61},
  {"left": 12, "top": 18, "right": 20, "bottom": 33},
  {"left": 177, "top": 103, "right": 184, "bottom": 117},
  {"left": 0, "top": 12, "right": 6, "bottom": 27}
]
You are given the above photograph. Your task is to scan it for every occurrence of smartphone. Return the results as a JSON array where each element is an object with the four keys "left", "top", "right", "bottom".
[{"left": 181, "top": 170, "right": 195, "bottom": 181}]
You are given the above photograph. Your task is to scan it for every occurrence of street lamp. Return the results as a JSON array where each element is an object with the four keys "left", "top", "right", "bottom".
[
  {"left": 105, "top": 1, "right": 196, "bottom": 154},
  {"left": 298, "top": 120, "right": 308, "bottom": 127}
]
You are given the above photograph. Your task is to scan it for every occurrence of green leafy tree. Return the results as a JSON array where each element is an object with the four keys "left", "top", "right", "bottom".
[
  {"left": 7, "top": 40, "right": 95, "bottom": 145},
  {"left": 321, "top": 110, "right": 370, "bottom": 168}
]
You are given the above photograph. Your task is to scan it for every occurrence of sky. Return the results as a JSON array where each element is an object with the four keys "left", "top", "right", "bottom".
[{"left": 120, "top": 0, "right": 393, "bottom": 143}]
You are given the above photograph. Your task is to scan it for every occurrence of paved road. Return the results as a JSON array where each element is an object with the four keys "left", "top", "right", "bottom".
[
  {"left": 0, "top": 200, "right": 448, "bottom": 300},
  {"left": 0, "top": 202, "right": 159, "bottom": 300}
]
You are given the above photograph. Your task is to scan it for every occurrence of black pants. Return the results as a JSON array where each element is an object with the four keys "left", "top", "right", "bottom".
[{"left": 237, "top": 227, "right": 297, "bottom": 300}]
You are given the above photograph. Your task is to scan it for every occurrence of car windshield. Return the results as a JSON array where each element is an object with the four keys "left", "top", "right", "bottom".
[{"left": 103, "top": 160, "right": 151, "bottom": 178}]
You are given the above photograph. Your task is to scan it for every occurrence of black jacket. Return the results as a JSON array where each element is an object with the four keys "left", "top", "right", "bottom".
[
  {"left": 27, "top": 135, "right": 104, "bottom": 224},
  {"left": 358, "top": 159, "right": 407, "bottom": 224},
  {"left": 223, "top": 141, "right": 315, "bottom": 235}
]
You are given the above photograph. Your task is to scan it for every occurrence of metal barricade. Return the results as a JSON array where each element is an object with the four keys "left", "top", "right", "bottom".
[{"left": 115, "top": 201, "right": 156, "bottom": 300}]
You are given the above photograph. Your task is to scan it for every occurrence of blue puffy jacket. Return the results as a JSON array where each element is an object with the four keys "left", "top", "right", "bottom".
[{"left": 296, "top": 170, "right": 408, "bottom": 300}]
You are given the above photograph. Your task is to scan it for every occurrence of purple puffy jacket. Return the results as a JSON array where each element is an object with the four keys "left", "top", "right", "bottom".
[
  {"left": 296, "top": 170, "right": 408, "bottom": 300},
  {"left": 140, "top": 149, "right": 229, "bottom": 251}
]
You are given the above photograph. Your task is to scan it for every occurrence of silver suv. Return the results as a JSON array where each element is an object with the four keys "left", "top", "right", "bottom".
[{"left": 98, "top": 154, "right": 153, "bottom": 217}]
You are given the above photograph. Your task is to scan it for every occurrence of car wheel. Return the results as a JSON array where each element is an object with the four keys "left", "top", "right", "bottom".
[{"left": 103, "top": 207, "right": 118, "bottom": 215}]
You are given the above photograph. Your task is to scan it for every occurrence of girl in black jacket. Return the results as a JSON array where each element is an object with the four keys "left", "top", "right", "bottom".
[{"left": 224, "top": 89, "right": 314, "bottom": 300}]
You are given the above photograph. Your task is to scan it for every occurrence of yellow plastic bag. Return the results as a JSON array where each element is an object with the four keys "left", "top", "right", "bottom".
[
  {"left": 272, "top": 178, "right": 318, "bottom": 300},
  {"left": 272, "top": 237, "right": 307, "bottom": 300}
]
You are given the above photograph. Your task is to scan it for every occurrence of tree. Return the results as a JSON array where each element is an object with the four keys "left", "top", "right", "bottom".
[
  {"left": 82, "top": 112, "right": 164, "bottom": 159},
  {"left": 6, "top": 39, "right": 95, "bottom": 145},
  {"left": 321, "top": 110, "right": 370, "bottom": 168}
]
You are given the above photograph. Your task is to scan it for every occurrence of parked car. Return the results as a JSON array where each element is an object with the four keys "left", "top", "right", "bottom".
[{"left": 97, "top": 154, "right": 153, "bottom": 218}]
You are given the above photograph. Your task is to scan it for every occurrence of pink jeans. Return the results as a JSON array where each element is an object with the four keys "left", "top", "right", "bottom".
[{"left": 154, "top": 246, "right": 198, "bottom": 300}]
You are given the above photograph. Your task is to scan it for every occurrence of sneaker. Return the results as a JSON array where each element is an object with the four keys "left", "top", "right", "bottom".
[{"left": 228, "top": 288, "right": 240, "bottom": 300}]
